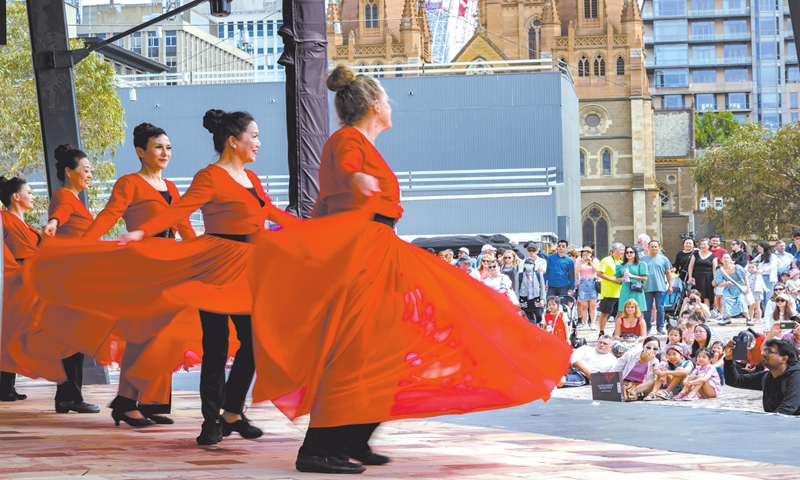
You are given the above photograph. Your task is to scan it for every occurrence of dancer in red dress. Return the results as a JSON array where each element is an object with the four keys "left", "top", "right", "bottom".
[
  {"left": 82, "top": 123, "right": 197, "bottom": 427},
  {"left": 248, "top": 65, "right": 573, "bottom": 474}
]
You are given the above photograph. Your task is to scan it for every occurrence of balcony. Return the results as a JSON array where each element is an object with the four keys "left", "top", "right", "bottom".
[
  {"left": 651, "top": 81, "right": 753, "bottom": 94},
  {"left": 645, "top": 33, "right": 751, "bottom": 44},
  {"left": 787, "top": 55, "right": 799, "bottom": 64},
  {"left": 642, "top": 8, "right": 750, "bottom": 20}
]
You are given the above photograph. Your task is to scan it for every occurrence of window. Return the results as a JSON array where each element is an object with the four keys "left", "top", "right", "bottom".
[
  {"left": 654, "top": 0, "right": 686, "bottom": 16},
  {"left": 218, "top": 23, "right": 225, "bottom": 38},
  {"left": 267, "top": 20, "right": 274, "bottom": 36},
  {"left": 594, "top": 56, "right": 605, "bottom": 76},
  {"left": 758, "top": 92, "right": 779, "bottom": 108},
  {"left": 659, "top": 185, "right": 673, "bottom": 210},
  {"left": 788, "top": 42, "right": 797, "bottom": 59},
  {"left": 734, "top": 114, "right": 747, "bottom": 122},
  {"left": 258, "top": 65, "right": 264, "bottom": 70},
  {"left": 130, "top": 32, "right": 142, "bottom": 54},
  {"left": 257, "top": 21, "right": 264, "bottom": 37},
  {"left": 165, "top": 56, "right": 176, "bottom": 68},
  {"left": 582, "top": 207, "right": 609, "bottom": 258},
  {"left": 695, "top": 93, "right": 717, "bottom": 111},
  {"left": 278, "top": 20, "right": 283, "bottom": 30},
  {"left": 756, "top": 0, "right": 778, "bottom": 11},
  {"left": 580, "top": 151, "right": 585, "bottom": 176},
  {"left": 602, "top": 151, "right": 611, "bottom": 175},
  {"left": 395, "top": 66, "right": 403, "bottom": 78},
  {"left": 691, "top": 0, "right": 714, "bottom": 12},
  {"left": 692, "top": 45, "right": 715, "bottom": 65},
  {"left": 723, "top": 20, "right": 747, "bottom": 34},
  {"left": 724, "top": 68, "right": 748, "bottom": 81},
  {"left": 758, "top": 66, "right": 779, "bottom": 85},
  {"left": 655, "top": 45, "right": 688, "bottom": 65},
  {"left": 664, "top": 95, "right": 684, "bottom": 108},
  {"left": 228, "top": 22, "right": 234, "bottom": 37},
  {"left": 247, "top": 21, "right": 254, "bottom": 38},
  {"left": 691, "top": 21, "right": 714, "bottom": 40},
  {"left": 788, "top": 66, "right": 800, "bottom": 83},
  {"left": 726, "top": 93, "right": 748, "bottom": 109},
  {"left": 616, "top": 57, "right": 624, "bottom": 76},
  {"left": 578, "top": 56, "right": 589, "bottom": 77},
  {"left": 268, "top": 47, "right": 274, "bottom": 53},
  {"left": 723, "top": 0, "right": 744, "bottom": 9},
  {"left": 365, "top": 0, "right": 378, "bottom": 28},
  {"left": 165, "top": 30, "right": 177, "bottom": 56},
  {"left": 791, "top": 92, "right": 798, "bottom": 109},
  {"left": 792, "top": 113, "right": 799, "bottom": 123},
  {"left": 257, "top": 47, "right": 264, "bottom": 54},
  {"left": 723, "top": 44, "right": 747, "bottom": 60},
  {"left": 757, "top": 17, "right": 778, "bottom": 35},
  {"left": 757, "top": 41, "right": 778, "bottom": 60},
  {"left": 584, "top": 0, "right": 598, "bottom": 18},
  {"left": 654, "top": 69, "right": 689, "bottom": 87},
  {"left": 760, "top": 114, "right": 780, "bottom": 129},
  {"left": 528, "top": 20, "right": 540, "bottom": 60},
  {"left": 693, "top": 69, "right": 716, "bottom": 83},
  {"left": 654, "top": 20, "right": 687, "bottom": 41}
]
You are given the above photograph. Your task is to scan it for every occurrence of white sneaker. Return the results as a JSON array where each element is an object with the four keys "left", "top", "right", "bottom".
[{"left": 589, "top": 323, "right": 596, "bottom": 331}]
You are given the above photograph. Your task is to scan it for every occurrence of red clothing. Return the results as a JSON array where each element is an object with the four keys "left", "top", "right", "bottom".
[
  {"left": 48, "top": 189, "right": 94, "bottom": 237},
  {"left": 83, "top": 174, "right": 196, "bottom": 240},
  {"left": 1, "top": 211, "right": 41, "bottom": 260},
  {"left": 710, "top": 247, "right": 728, "bottom": 263},
  {"left": 543, "top": 311, "right": 568, "bottom": 343},
  {"left": 312, "top": 126, "right": 403, "bottom": 219}
]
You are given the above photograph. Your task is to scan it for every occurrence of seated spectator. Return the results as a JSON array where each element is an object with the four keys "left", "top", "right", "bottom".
[
  {"left": 482, "top": 259, "right": 512, "bottom": 294},
  {"left": 559, "top": 335, "right": 617, "bottom": 387},
  {"left": 765, "top": 292, "right": 797, "bottom": 331},
  {"left": 690, "top": 312, "right": 724, "bottom": 344},
  {"left": 731, "top": 328, "right": 766, "bottom": 374},
  {"left": 680, "top": 289, "right": 712, "bottom": 319},
  {"left": 652, "top": 345, "right": 694, "bottom": 400},
  {"left": 723, "top": 338, "right": 800, "bottom": 415},
  {"left": 711, "top": 340, "right": 725, "bottom": 385},
  {"left": 517, "top": 257, "right": 545, "bottom": 325},
  {"left": 765, "top": 317, "right": 800, "bottom": 355},
  {"left": 661, "top": 326, "right": 691, "bottom": 359},
  {"left": 614, "top": 298, "right": 647, "bottom": 346},
  {"left": 615, "top": 336, "right": 661, "bottom": 399},
  {"left": 457, "top": 254, "right": 480, "bottom": 281},
  {"left": 542, "top": 297, "right": 568, "bottom": 343},
  {"left": 677, "top": 315, "right": 694, "bottom": 345},
  {"left": 787, "top": 269, "right": 800, "bottom": 300},
  {"left": 673, "top": 347, "right": 722, "bottom": 400}
]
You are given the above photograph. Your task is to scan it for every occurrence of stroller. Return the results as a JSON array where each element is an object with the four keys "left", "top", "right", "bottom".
[
  {"left": 664, "top": 276, "right": 687, "bottom": 327},
  {"left": 561, "top": 295, "right": 587, "bottom": 349}
]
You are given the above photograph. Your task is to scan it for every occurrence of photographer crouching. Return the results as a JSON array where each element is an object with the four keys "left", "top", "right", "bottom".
[{"left": 723, "top": 337, "right": 800, "bottom": 415}]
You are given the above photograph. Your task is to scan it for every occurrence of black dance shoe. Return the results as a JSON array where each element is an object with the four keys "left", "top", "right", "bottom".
[
  {"left": 351, "top": 450, "right": 390, "bottom": 466},
  {"left": 296, "top": 453, "right": 366, "bottom": 474},
  {"left": 220, "top": 414, "right": 262, "bottom": 439},
  {"left": 143, "top": 413, "right": 174, "bottom": 425},
  {"left": 55, "top": 401, "right": 101, "bottom": 414},
  {"left": 0, "top": 394, "right": 17, "bottom": 402},
  {"left": 111, "top": 409, "right": 154, "bottom": 427},
  {"left": 11, "top": 390, "right": 27, "bottom": 401},
  {"left": 196, "top": 421, "right": 224, "bottom": 446}
]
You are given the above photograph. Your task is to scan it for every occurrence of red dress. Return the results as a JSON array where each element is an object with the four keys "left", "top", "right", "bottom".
[
  {"left": 542, "top": 311, "right": 568, "bottom": 343},
  {"left": 48, "top": 189, "right": 94, "bottom": 238},
  {"left": 249, "top": 127, "right": 572, "bottom": 427}
]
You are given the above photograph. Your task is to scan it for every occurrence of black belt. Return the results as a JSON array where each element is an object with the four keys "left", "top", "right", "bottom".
[
  {"left": 372, "top": 214, "right": 396, "bottom": 227},
  {"left": 14, "top": 258, "right": 25, "bottom": 265},
  {"left": 153, "top": 228, "right": 174, "bottom": 239},
  {"left": 207, "top": 232, "right": 253, "bottom": 244}
]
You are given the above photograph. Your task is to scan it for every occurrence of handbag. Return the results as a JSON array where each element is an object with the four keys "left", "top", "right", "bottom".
[
  {"left": 720, "top": 268, "right": 756, "bottom": 306},
  {"left": 594, "top": 279, "right": 602, "bottom": 294},
  {"left": 629, "top": 282, "right": 643, "bottom": 292}
]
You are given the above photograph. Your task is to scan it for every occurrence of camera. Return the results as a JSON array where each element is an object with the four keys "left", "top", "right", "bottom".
[
  {"left": 780, "top": 321, "right": 796, "bottom": 329},
  {"left": 689, "top": 297, "right": 697, "bottom": 304},
  {"left": 732, "top": 332, "right": 752, "bottom": 361},
  {"left": 679, "top": 233, "right": 695, "bottom": 241}
]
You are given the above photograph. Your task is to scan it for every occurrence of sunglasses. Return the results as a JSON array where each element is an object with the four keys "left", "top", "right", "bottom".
[
  {"left": 488, "top": 266, "right": 497, "bottom": 270},
  {"left": 777, "top": 299, "right": 787, "bottom": 303},
  {"left": 481, "top": 260, "right": 491, "bottom": 263},
  {"left": 503, "top": 256, "right": 513, "bottom": 259},
  {"left": 626, "top": 251, "right": 636, "bottom": 254},
  {"left": 644, "top": 345, "right": 659, "bottom": 351},
  {"left": 775, "top": 288, "right": 786, "bottom": 291}
]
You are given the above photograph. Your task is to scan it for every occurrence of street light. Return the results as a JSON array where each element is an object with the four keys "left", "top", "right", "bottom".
[{"left": 210, "top": 0, "right": 233, "bottom": 17}]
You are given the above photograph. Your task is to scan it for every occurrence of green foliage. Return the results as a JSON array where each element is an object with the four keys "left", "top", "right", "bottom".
[
  {"left": 0, "top": 2, "right": 125, "bottom": 228},
  {"left": 695, "top": 111, "right": 739, "bottom": 148},
  {"left": 692, "top": 122, "right": 800, "bottom": 241}
]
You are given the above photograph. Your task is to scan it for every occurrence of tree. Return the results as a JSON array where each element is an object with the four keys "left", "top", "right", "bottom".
[
  {"left": 692, "top": 122, "right": 800, "bottom": 241},
  {"left": 0, "top": 2, "right": 125, "bottom": 223},
  {"left": 695, "top": 111, "right": 739, "bottom": 148}
]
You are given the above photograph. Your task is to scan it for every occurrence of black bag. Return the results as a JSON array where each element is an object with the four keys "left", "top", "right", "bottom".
[
  {"left": 594, "top": 279, "right": 602, "bottom": 294},
  {"left": 629, "top": 282, "right": 643, "bottom": 292}
]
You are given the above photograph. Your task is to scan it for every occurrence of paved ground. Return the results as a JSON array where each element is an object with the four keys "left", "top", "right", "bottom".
[{"left": 1, "top": 377, "right": 798, "bottom": 479}]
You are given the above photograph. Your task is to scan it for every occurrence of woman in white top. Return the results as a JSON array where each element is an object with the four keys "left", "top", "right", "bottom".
[
  {"left": 752, "top": 240, "right": 779, "bottom": 312},
  {"left": 764, "top": 292, "right": 796, "bottom": 331},
  {"left": 615, "top": 336, "right": 661, "bottom": 399},
  {"left": 483, "top": 258, "right": 512, "bottom": 295}
]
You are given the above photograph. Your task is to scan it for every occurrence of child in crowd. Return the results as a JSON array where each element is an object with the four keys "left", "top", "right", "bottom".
[
  {"left": 677, "top": 317, "right": 694, "bottom": 345},
  {"left": 653, "top": 345, "right": 694, "bottom": 400},
  {"left": 673, "top": 347, "right": 722, "bottom": 401},
  {"left": 711, "top": 340, "right": 725, "bottom": 386},
  {"left": 660, "top": 325, "right": 691, "bottom": 360},
  {"left": 786, "top": 269, "right": 800, "bottom": 301},
  {"left": 746, "top": 262, "right": 766, "bottom": 321},
  {"left": 543, "top": 297, "right": 568, "bottom": 343}
]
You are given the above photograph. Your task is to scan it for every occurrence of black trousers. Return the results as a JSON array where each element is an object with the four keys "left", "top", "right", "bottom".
[
  {"left": 55, "top": 352, "right": 84, "bottom": 404},
  {"left": 199, "top": 311, "right": 255, "bottom": 423},
  {"left": 0, "top": 371, "right": 17, "bottom": 396},
  {"left": 300, "top": 423, "right": 380, "bottom": 458},
  {"left": 521, "top": 302, "right": 543, "bottom": 325}
]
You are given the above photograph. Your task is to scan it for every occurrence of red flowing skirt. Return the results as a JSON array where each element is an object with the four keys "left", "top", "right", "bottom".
[{"left": 250, "top": 209, "right": 572, "bottom": 427}]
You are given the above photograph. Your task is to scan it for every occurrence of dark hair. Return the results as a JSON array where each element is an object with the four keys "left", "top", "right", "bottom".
[
  {"left": 582, "top": 241, "right": 595, "bottom": 249},
  {"left": 54, "top": 144, "right": 88, "bottom": 183},
  {"left": 202, "top": 109, "right": 255, "bottom": 154},
  {"left": 710, "top": 234, "right": 722, "bottom": 241},
  {"left": 649, "top": 239, "right": 660, "bottom": 246},
  {"left": 0, "top": 176, "right": 27, "bottom": 208},
  {"left": 133, "top": 122, "right": 167, "bottom": 152},
  {"left": 758, "top": 240, "right": 773, "bottom": 264},
  {"left": 695, "top": 347, "right": 713, "bottom": 360},
  {"left": 642, "top": 336, "right": 661, "bottom": 348},
  {"left": 793, "top": 230, "right": 800, "bottom": 239},
  {"left": 691, "top": 323, "right": 712, "bottom": 357},
  {"left": 327, "top": 64, "right": 385, "bottom": 126},
  {"left": 557, "top": 239, "right": 568, "bottom": 247},
  {"left": 623, "top": 244, "right": 640, "bottom": 264},
  {"left": 666, "top": 325, "right": 683, "bottom": 339},
  {"left": 764, "top": 338, "right": 799, "bottom": 365},
  {"left": 690, "top": 312, "right": 706, "bottom": 324}
]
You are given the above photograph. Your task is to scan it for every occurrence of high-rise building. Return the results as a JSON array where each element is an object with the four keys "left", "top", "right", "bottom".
[
  {"left": 213, "top": 0, "right": 286, "bottom": 77},
  {"left": 642, "top": 0, "right": 799, "bottom": 128}
]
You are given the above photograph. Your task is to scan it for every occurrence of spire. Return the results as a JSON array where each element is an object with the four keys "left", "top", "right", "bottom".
[
  {"left": 327, "top": 0, "right": 340, "bottom": 23},
  {"left": 622, "top": 0, "right": 641, "bottom": 21},
  {"left": 401, "top": 0, "right": 418, "bottom": 29},
  {"left": 417, "top": 1, "right": 431, "bottom": 37},
  {"left": 542, "top": 2, "right": 560, "bottom": 25}
]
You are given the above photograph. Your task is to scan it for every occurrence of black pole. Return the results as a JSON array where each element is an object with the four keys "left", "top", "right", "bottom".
[{"left": 280, "top": 0, "right": 327, "bottom": 218}]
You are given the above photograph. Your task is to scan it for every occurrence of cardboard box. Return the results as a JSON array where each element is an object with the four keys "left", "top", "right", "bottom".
[{"left": 591, "top": 372, "right": 624, "bottom": 402}]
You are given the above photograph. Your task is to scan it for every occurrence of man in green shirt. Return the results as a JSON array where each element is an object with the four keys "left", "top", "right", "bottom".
[{"left": 596, "top": 242, "right": 625, "bottom": 338}]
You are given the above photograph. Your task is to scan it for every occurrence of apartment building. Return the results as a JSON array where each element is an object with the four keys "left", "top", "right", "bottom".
[
  {"left": 213, "top": 0, "right": 286, "bottom": 75},
  {"left": 642, "top": 0, "right": 800, "bottom": 128}
]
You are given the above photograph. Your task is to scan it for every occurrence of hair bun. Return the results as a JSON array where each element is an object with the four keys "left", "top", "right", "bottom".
[
  {"left": 133, "top": 122, "right": 155, "bottom": 138},
  {"left": 54, "top": 144, "right": 80, "bottom": 163},
  {"left": 326, "top": 64, "right": 357, "bottom": 93},
  {"left": 203, "top": 109, "right": 226, "bottom": 135}
]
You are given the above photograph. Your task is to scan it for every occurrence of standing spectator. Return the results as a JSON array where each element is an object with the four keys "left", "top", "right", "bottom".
[
  {"left": 753, "top": 240, "right": 779, "bottom": 312},
  {"left": 790, "top": 231, "right": 800, "bottom": 269},
  {"left": 709, "top": 235, "right": 727, "bottom": 318},
  {"left": 723, "top": 338, "right": 800, "bottom": 415},
  {"left": 545, "top": 240, "right": 575, "bottom": 298},
  {"left": 641, "top": 240, "right": 673, "bottom": 335},
  {"left": 774, "top": 240, "right": 794, "bottom": 276},
  {"left": 476, "top": 244, "right": 497, "bottom": 266},
  {"left": 597, "top": 243, "right": 625, "bottom": 338},
  {"left": 730, "top": 239, "right": 750, "bottom": 269},
  {"left": 786, "top": 269, "right": 800, "bottom": 300},
  {"left": 636, "top": 233, "right": 651, "bottom": 253},
  {"left": 500, "top": 250, "right": 523, "bottom": 292},
  {"left": 456, "top": 247, "right": 474, "bottom": 268},
  {"left": 680, "top": 289, "right": 712, "bottom": 318},
  {"left": 575, "top": 246, "right": 600, "bottom": 330},
  {"left": 517, "top": 257, "right": 545, "bottom": 325},
  {"left": 457, "top": 254, "right": 481, "bottom": 281},
  {"left": 482, "top": 259, "right": 512, "bottom": 295},
  {"left": 686, "top": 238, "right": 718, "bottom": 310},
  {"left": 709, "top": 235, "right": 728, "bottom": 262},
  {"left": 615, "top": 245, "right": 648, "bottom": 315},
  {"left": 715, "top": 253, "right": 753, "bottom": 326},
  {"left": 746, "top": 262, "right": 767, "bottom": 321},
  {"left": 673, "top": 237, "right": 696, "bottom": 283},
  {"left": 525, "top": 243, "right": 547, "bottom": 273},
  {"left": 508, "top": 240, "right": 525, "bottom": 260}
]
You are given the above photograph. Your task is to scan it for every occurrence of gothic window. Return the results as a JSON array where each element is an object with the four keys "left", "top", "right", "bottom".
[
  {"left": 602, "top": 150, "right": 611, "bottom": 175},
  {"left": 365, "top": 0, "right": 378, "bottom": 29},
  {"left": 594, "top": 56, "right": 605, "bottom": 77},
  {"left": 375, "top": 62, "right": 384, "bottom": 78},
  {"left": 395, "top": 65, "right": 403, "bottom": 78},
  {"left": 584, "top": 0, "right": 598, "bottom": 18},
  {"left": 578, "top": 56, "right": 589, "bottom": 77},
  {"left": 528, "top": 20, "right": 541, "bottom": 60},
  {"left": 616, "top": 57, "right": 625, "bottom": 76},
  {"left": 583, "top": 207, "right": 609, "bottom": 257},
  {"left": 659, "top": 184, "right": 674, "bottom": 211},
  {"left": 580, "top": 151, "right": 586, "bottom": 176}
]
